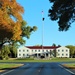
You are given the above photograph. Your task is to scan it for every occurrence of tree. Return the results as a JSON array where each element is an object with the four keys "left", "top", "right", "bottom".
[
  {"left": 0, "top": 0, "right": 37, "bottom": 47},
  {"left": 0, "top": 0, "right": 24, "bottom": 41},
  {"left": 9, "top": 43, "right": 19, "bottom": 58},
  {"left": 66, "top": 45, "right": 75, "bottom": 57},
  {"left": 58, "top": 45, "right": 61, "bottom": 47},
  {"left": 48, "top": 0, "right": 75, "bottom": 31},
  {"left": 19, "top": 20, "right": 37, "bottom": 45},
  {"left": 0, "top": 45, "right": 10, "bottom": 59},
  {"left": 52, "top": 43, "right": 56, "bottom": 46}
]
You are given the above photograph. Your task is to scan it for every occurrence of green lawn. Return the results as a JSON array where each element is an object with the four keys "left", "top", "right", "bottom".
[
  {"left": 0, "top": 63, "right": 23, "bottom": 72},
  {"left": 0, "top": 64, "right": 23, "bottom": 70},
  {"left": 0, "top": 58, "right": 75, "bottom": 62}
]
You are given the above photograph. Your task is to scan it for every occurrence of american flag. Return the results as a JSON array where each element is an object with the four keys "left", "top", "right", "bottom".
[
  {"left": 42, "top": 11, "right": 44, "bottom": 14},
  {"left": 42, "top": 11, "right": 45, "bottom": 21}
]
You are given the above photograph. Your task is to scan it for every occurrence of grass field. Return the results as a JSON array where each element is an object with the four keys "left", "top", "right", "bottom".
[
  {"left": 0, "top": 64, "right": 23, "bottom": 69},
  {"left": 0, "top": 63, "right": 23, "bottom": 72},
  {"left": 62, "top": 63, "right": 75, "bottom": 69},
  {"left": 0, "top": 58, "right": 75, "bottom": 62},
  {"left": 65, "top": 63, "right": 75, "bottom": 67}
]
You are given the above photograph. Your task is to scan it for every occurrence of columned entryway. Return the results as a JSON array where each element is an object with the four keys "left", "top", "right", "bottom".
[{"left": 33, "top": 52, "right": 50, "bottom": 58}]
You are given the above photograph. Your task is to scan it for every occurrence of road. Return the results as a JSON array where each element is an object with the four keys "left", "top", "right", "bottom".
[{"left": 0, "top": 62, "right": 75, "bottom": 75}]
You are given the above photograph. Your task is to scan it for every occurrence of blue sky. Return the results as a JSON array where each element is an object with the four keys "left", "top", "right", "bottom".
[{"left": 17, "top": 0, "right": 75, "bottom": 46}]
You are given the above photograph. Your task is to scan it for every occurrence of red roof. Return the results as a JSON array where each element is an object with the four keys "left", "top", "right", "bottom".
[{"left": 26, "top": 46, "right": 60, "bottom": 49}]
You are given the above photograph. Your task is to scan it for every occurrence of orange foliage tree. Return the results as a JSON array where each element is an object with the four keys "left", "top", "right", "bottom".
[
  {"left": 0, "top": 0, "right": 24, "bottom": 41},
  {"left": 0, "top": 0, "right": 37, "bottom": 47},
  {"left": 0, "top": 0, "right": 24, "bottom": 43}
]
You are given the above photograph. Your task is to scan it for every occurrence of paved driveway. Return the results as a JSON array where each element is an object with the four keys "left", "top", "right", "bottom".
[{"left": 0, "top": 62, "right": 75, "bottom": 75}]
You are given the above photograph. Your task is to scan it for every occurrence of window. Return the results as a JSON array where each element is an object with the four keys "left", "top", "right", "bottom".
[
  {"left": 27, "top": 54, "right": 29, "bottom": 56},
  {"left": 27, "top": 50, "right": 29, "bottom": 52},
  {"left": 66, "top": 54, "right": 68, "bottom": 56},
  {"left": 35, "top": 50, "right": 37, "bottom": 52},
  {"left": 66, "top": 50, "right": 68, "bottom": 52},
  {"left": 62, "top": 50, "right": 64, "bottom": 52},
  {"left": 19, "top": 50, "right": 21, "bottom": 52},
  {"left": 42, "top": 50, "right": 44, "bottom": 52},
  {"left": 62, "top": 54, "right": 64, "bottom": 56},
  {"left": 58, "top": 54, "right": 60, "bottom": 56},
  {"left": 38, "top": 50, "right": 40, "bottom": 52},
  {"left": 46, "top": 50, "right": 48, "bottom": 52},
  {"left": 23, "top": 50, "right": 25, "bottom": 52},
  {"left": 58, "top": 50, "right": 60, "bottom": 52},
  {"left": 19, "top": 54, "right": 21, "bottom": 56},
  {"left": 23, "top": 54, "right": 25, "bottom": 56}
]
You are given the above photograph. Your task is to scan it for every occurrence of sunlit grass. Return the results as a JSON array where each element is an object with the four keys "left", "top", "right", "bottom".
[
  {"left": 0, "top": 63, "right": 23, "bottom": 70},
  {"left": 63, "top": 63, "right": 75, "bottom": 67}
]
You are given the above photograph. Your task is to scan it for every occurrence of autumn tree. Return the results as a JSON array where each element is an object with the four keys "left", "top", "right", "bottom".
[
  {"left": 0, "top": 0, "right": 37, "bottom": 47},
  {"left": 0, "top": 0, "right": 24, "bottom": 41},
  {"left": 48, "top": 0, "right": 75, "bottom": 31}
]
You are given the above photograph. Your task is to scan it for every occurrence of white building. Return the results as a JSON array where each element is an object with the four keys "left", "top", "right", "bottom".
[
  {"left": 17, "top": 46, "right": 70, "bottom": 58},
  {"left": 56, "top": 46, "right": 70, "bottom": 58},
  {"left": 17, "top": 46, "right": 32, "bottom": 58}
]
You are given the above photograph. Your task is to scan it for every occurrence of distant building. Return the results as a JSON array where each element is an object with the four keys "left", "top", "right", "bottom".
[
  {"left": 56, "top": 46, "right": 70, "bottom": 58},
  {"left": 17, "top": 46, "right": 70, "bottom": 58}
]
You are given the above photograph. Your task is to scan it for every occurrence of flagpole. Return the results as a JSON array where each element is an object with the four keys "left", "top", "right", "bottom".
[{"left": 42, "top": 11, "right": 44, "bottom": 50}]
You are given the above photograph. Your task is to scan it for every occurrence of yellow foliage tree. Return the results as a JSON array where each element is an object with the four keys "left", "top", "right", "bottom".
[{"left": 0, "top": 0, "right": 24, "bottom": 42}]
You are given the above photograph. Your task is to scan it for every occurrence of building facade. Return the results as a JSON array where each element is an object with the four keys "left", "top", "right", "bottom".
[
  {"left": 17, "top": 46, "right": 70, "bottom": 58},
  {"left": 56, "top": 46, "right": 70, "bottom": 58}
]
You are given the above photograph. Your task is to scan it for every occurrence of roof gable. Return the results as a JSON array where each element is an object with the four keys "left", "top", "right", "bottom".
[{"left": 56, "top": 46, "right": 69, "bottom": 50}]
